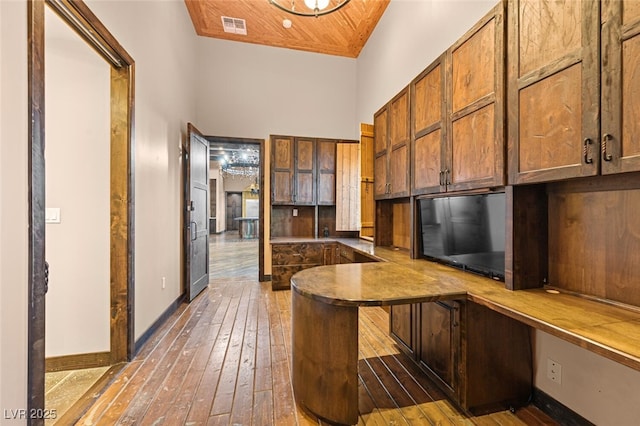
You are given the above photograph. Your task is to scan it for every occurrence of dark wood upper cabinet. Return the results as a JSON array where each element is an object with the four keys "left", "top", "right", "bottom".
[
  {"left": 317, "top": 139, "right": 336, "bottom": 205},
  {"left": 411, "top": 3, "right": 505, "bottom": 195},
  {"left": 601, "top": 1, "right": 640, "bottom": 175},
  {"left": 412, "top": 55, "right": 446, "bottom": 195},
  {"left": 271, "top": 136, "right": 316, "bottom": 205},
  {"left": 508, "top": 0, "right": 600, "bottom": 184},
  {"left": 271, "top": 136, "right": 295, "bottom": 204},
  {"left": 374, "top": 88, "right": 411, "bottom": 200}
]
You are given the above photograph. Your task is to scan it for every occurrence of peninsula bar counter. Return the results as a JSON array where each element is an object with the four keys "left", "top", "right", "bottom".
[
  {"left": 289, "top": 249, "right": 640, "bottom": 425},
  {"left": 290, "top": 262, "right": 469, "bottom": 425}
]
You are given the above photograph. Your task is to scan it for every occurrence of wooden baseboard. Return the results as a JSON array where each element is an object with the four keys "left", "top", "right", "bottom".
[
  {"left": 532, "top": 388, "right": 594, "bottom": 426},
  {"left": 45, "top": 351, "right": 111, "bottom": 372},
  {"left": 134, "top": 293, "right": 185, "bottom": 354}
]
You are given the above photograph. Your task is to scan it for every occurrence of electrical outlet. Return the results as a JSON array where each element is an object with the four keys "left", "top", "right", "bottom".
[
  {"left": 162, "top": 276, "right": 166, "bottom": 289},
  {"left": 293, "top": 208, "right": 298, "bottom": 217},
  {"left": 546, "top": 358, "right": 562, "bottom": 385}
]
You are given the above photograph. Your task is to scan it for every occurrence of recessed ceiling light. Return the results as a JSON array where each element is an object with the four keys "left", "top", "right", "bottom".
[{"left": 283, "top": 18, "right": 292, "bottom": 29}]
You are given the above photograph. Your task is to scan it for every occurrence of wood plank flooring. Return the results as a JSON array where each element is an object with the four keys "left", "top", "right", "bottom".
[{"left": 73, "top": 232, "right": 557, "bottom": 425}]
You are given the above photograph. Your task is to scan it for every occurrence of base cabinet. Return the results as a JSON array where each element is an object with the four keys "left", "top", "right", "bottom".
[
  {"left": 391, "top": 300, "right": 532, "bottom": 414},
  {"left": 271, "top": 243, "right": 324, "bottom": 290}
]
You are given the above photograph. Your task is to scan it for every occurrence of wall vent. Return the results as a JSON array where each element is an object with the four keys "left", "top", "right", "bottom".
[{"left": 221, "top": 16, "right": 247, "bottom": 35}]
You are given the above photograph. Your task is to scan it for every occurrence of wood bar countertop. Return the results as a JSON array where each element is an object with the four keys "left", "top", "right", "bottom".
[{"left": 287, "top": 237, "right": 640, "bottom": 372}]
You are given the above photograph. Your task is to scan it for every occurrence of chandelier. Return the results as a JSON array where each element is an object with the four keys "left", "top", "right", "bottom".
[
  {"left": 219, "top": 149, "right": 260, "bottom": 179},
  {"left": 269, "top": 0, "right": 351, "bottom": 17}
]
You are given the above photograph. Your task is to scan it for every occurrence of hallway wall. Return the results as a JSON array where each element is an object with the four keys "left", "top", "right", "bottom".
[{"left": 44, "top": 6, "right": 111, "bottom": 357}]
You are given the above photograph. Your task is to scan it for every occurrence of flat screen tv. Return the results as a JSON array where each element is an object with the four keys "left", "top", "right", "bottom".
[{"left": 418, "top": 192, "right": 506, "bottom": 280}]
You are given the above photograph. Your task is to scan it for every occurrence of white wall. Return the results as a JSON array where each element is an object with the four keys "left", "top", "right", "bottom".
[
  {"left": 84, "top": 0, "right": 199, "bottom": 340},
  {"left": 44, "top": 6, "right": 111, "bottom": 357},
  {"left": 535, "top": 331, "right": 640, "bottom": 424},
  {"left": 0, "top": 0, "right": 29, "bottom": 418},
  {"left": 195, "top": 37, "right": 359, "bottom": 140},
  {"left": 356, "top": 0, "right": 497, "bottom": 123}
]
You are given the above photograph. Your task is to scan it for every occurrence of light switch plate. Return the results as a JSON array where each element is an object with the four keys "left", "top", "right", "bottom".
[{"left": 45, "top": 207, "right": 61, "bottom": 224}]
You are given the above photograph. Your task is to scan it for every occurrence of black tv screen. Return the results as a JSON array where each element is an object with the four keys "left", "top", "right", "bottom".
[{"left": 418, "top": 192, "right": 506, "bottom": 280}]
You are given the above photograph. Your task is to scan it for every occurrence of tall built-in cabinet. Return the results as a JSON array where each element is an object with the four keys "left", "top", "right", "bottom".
[
  {"left": 374, "top": 89, "right": 411, "bottom": 199},
  {"left": 360, "top": 124, "right": 375, "bottom": 239},
  {"left": 412, "top": 3, "right": 505, "bottom": 195}
]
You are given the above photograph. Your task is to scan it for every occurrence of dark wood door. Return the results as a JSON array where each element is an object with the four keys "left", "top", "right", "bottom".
[
  {"left": 601, "top": 0, "right": 640, "bottom": 175},
  {"left": 447, "top": 3, "right": 505, "bottom": 192},
  {"left": 389, "top": 304, "right": 415, "bottom": 357},
  {"left": 419, "top": 301, "right": 458, "bottom": 392},
  {"left": 271, "top": 136, "right": 294, "bottom": 205},
  {"left": 294, "top": 137, "right": 316, "bottom": 205},
  {"left": 508, "top": 0, "right": 599, "bottom": 184},
  {"left": 373, "top": 107, "right": 389, "bottom": 199},
  {"left": 186, "top": 124, "right": 210, "bottom": 301},
  {"left": 388, "top": 89, "right": 410, "bottom": 198},
  {"left": 226, "top": 192, "right": 242, "bottom": 231},
  {"left": 412, "top": 56, "right": 446, "bottom": 195},
  {"left": 317, "top": 139, "right": 336, "bottom": 205}
]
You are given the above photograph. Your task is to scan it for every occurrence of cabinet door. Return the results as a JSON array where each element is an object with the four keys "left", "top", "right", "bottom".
[
  {"left": 388, "top": 89, "right": 410, "bottom": 197},
  {"left": 271, "top": 136, "right": 294, "bottom": 204},
  {"left": 390, "top": 304, "right": 415, "bottom": 357},
  {"left": 412, "top": 57, "right": 446, "bottom": 195},
  {"left": 294, "top": 138, "right": 316, "bottom": 205},
  {"left": 419, "top": 301, "right": 458, "bottom": 392},
  {"left": 374, "top": 108, "right": 389, "bottom": 199},
  {"left": 336, "top": 142, "right": 360, "bottom": 231},
  {"left": 360, "top": 124, "right": 375, "bottom": 238},
  {"left": 448, "top": 3, "right": 505, "bottom": 191},
  {"left": 601, "top": 1, "right": 640, "bottom": 175},
  {"left": 508, "top": 0, "right": 599, "bottom": 184},
  {"left": 317, "top": 139, "right": 336, "bottom": 205}
]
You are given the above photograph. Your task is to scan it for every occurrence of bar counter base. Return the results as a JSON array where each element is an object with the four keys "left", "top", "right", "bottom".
[{"left": 291, "top": 289, "right": 359, "bottom": 425}]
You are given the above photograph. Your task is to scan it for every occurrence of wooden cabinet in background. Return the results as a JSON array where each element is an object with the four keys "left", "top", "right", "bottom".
[
  {"left": 374, "top": 87, "right": 410, "bottom": 199},
  {"left": 317, "top": 139, "right": 336, "bottom": 205},
  {"left": 336, "top": 142, "right": 360, "bottom": 231},
  {"left": 389, "top": 304, "right": 416, "bottom": 358},
  {"left": 418, "top": 301, "right": 459, "bottom": 393},
  {"left": 360, "top": 124, "right": 375, "bottom": 238},
  {"left": 271, "top": 243, "right": 324, "bottom": 290},
  {"left": 271, "top": 136, "right": 316, "bottom": 205}
]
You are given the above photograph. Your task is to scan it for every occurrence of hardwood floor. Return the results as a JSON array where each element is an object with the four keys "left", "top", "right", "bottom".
[{"left": 73, "top": 232, "right": 557, "bottom": 425}]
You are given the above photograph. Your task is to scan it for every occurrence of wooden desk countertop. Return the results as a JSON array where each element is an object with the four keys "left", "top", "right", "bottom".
[{"left": 289, "top": 239, "right": 640, "bottom": 373}]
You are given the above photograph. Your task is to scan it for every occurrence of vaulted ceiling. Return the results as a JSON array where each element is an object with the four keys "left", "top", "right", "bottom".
[{"left": 184, "top": 0, "right": 390, "bottom": 58}]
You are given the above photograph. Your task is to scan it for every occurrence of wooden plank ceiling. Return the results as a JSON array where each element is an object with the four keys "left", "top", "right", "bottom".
[{"left": 184, "top": 0, "right": 390, "bottom": 58}]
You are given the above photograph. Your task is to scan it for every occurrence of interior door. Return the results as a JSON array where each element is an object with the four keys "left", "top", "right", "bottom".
[
  {"left": 226, "top": 192, "right": 242, "bottom": 231},
  {"left": 186, "top": 123, "right": 210, "bottom": 301}
]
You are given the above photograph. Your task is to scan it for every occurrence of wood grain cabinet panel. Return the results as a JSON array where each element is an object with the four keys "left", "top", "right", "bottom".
[
  {"left": 412, "top": 57, "right": 446, "bottom": 195},
  {"left": 601, "top": 0, "right": 640, "bottom": 175},
  {"left": 411, "top": 3, "right": 505, "bottom": 196},
  {"left": 294, "top": 138, "right": 316, "bottom": 205},
  {"left": 271, "top": 136, "right": 317, "bottom": 205},
  {"left": 317, "top": 139, "right": 336, "bottom": 205},
  {"left": 271, "top": 136, "right": 294, "bottom": 204},
  {"left": 336, "top": 142, "right": 360, "bottom": 231},
  {"left": 271, "top": 243, "right": 324, "bottom": 290},
  {"left": 447, "top": 3, "right": 505, "bottom": 192},
  {"left": 508, "top": 0, "right": 599, "bottom": 183},
  {"left": 392, "top": 300, "right": 532, "bottom": 415},
  {"left": 374, "top": 88, "right": 411, "bottom": 199}
]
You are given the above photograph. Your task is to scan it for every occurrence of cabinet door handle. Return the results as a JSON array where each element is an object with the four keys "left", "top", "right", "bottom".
[
  {"left": 602, "top": 133, "right": 613, "bottom": 162},
  {"left": 583, "top": 138, "right": 593, "bottom": 164},
  {"left": 439, "top": 170, "right": 444, "bottom": 186},
  {"left": 444, "top": 169, "right": 451, "bottom": 186}
]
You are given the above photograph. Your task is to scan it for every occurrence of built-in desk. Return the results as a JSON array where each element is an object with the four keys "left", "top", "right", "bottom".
[{"left": 290, "top": 241, "right": 640, "bottom": 425}]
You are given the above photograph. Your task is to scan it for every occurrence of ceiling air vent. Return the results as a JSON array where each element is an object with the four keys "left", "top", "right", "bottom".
[{"left": 221, "top": 16, "right": 247, "bottom": 35}]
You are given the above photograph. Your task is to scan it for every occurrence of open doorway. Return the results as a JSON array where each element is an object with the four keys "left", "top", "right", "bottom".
[
  {"left": 28, "top": 0, "right": 135, "bottom": 418},
  {"left": 207, "top": 136, "right": 265, "bottom": 280}
]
